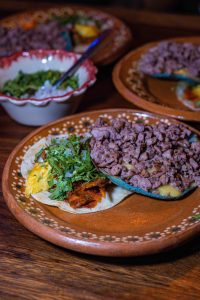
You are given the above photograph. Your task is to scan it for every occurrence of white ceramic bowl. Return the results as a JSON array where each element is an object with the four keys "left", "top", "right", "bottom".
[{"left": 0, "top": 50, "right": 97, "bottom": 126}]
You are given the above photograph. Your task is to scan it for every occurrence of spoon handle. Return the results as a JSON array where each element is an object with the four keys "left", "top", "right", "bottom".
[{"left": 54, "top": 29, "right": 111, "bottom": 89}]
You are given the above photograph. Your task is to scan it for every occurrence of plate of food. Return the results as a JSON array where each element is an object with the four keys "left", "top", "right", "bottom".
[
  {"left": 0, "top": 5, "right": 132, "bottom": 65},
  {"left": 2, "top": 109, "right": 200, "bottom": 256},
  {"left": 113, "top": 37, "right": 200, "bottom": 121}
]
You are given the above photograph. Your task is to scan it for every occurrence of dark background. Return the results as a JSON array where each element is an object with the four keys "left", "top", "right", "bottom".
[{"left": 1, "top": 0, "right": 200, "bottom": 19}]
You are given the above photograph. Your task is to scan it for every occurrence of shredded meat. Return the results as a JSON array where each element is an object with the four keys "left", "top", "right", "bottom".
[{"left": 67, "top": 179, "right": 107, "bottom": 209}]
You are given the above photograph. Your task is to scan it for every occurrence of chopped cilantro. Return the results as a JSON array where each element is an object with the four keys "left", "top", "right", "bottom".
[
  {"left": 35, "top": 148, "right": 44, "bottom": 162},
  {"left": 2, "top": 70, "right": 78, "bottom": 98},
  {"left": 37, "top": 135, "right": 105, "bottom": 201},
  {"left": 194, "top": 214, "right": 200, "bottom": 220},
  {"left": 54, "top": 13, "right": 101, "bottom": 28}
]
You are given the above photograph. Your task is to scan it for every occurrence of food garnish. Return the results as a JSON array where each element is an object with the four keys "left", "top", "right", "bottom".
[
  {"left": 74, "top": 24, "right": 100, "bottom": 39},
  {"left": 194, "top": 214, "right": 200, "bottom": 220},
  {"left": 184, "top": 84, "right": 200, "bottom": 107},
  {"left": 1, "top": 70, "right": 78, "bottom": 98},
  {"left": 176, "top": 82, "right": 200, "bottom": 111},
  {"left": 22, "top": 134, "right": 132, "bottom": 213},
  {"left": 25, "top": 162, "right": 51, "bottom": 196},
  {"left": 26, "top": 135, "right": 105, "bottom": 202}
]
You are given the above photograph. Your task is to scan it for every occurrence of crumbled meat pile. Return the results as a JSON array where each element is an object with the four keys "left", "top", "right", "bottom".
[
  {"left": 90, "top": 118, "right": 200, "bottom": 192},
  {"left": 138, "top": 41, "right": 200, "bottom": 77},
  {"left": 0, "top": 22, "right": 69, "bottom": 57}
]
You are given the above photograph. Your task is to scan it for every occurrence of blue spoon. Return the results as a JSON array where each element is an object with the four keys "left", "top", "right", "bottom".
[
  {"left": 53, "top": 29, "right": 111, "bottom": 89},
  {"left": 37, "top": 30, "right": 111, "bottom": 100}
]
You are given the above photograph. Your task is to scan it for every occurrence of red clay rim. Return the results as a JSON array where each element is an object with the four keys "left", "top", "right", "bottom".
[{"left": 2, "top": 108, "right": 200, "bottom": 256}]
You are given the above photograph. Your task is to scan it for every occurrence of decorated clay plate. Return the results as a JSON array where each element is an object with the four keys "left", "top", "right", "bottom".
[
  {"left": 2, "top": 109, "right": 200, "bottom": 256},
  {"left": 113, "top": 37, "right": 200, "bottom": 121},
  {"left": 0, "top": 5, "right": 132, "bottom": 65}
]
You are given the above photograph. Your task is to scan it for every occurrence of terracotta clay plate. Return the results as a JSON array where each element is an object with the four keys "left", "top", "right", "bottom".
[
  {"left": 113, "top": 37, "right": 200, "bottom": 121},
  {"left": 2, "top": 109, "right": 200, "bottom": 257},
  {"left": 0, "top": 5, "right": 132, "bottom": 65}
]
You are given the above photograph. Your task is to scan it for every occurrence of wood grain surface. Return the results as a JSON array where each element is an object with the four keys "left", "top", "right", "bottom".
[{"left": 0, "top": 6, "right": 200, "bottom": 300}]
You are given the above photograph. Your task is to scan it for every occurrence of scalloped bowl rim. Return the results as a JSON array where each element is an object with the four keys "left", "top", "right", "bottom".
[{"left": 0, "top": 50, "right": 97, "bottom": 106}]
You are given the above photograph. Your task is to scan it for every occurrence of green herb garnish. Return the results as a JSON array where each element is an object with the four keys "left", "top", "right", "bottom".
[
  {"left": 35, "top": 148, "right": 44, "bottom": 162},
  {"left": 38, "top": 135, "right": 105, "bottom": 201},
  {"left": 54, "top": 13, "right": 101, "bottom": 28},
  {"left": 194, "top": 214, "right": 200, "bottom": 220},
  {"left": 2, "top": 70, "right": 78, "bottom": 98}
]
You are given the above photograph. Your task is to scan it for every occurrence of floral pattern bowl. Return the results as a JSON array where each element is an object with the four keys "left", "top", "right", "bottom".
[{"left": 0, "top": 50, "right": 97, "bottom": 126}]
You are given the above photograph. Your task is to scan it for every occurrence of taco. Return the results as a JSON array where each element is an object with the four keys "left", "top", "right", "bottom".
[
  {"left": 176, "top": 82, "right": 200, "bottom": 111},
  {"left": 21, "top": 134, "right": 131, "bottom": 214}
]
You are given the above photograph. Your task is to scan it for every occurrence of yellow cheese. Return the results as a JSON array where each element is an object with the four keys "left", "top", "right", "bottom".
[
  {"left": 174, "top": 68, "right": 187, "bottom": 75},
  {"left": 74, "top": 24, "right": 99, "bottom": 38},
  {"left": 157, "top": 185, "right": 181, "bottom": 198},
  {"left": 25, "top": 162, "right": 51, "bottom": 196},
  {"left": 192, "top": 85, "right": 200, "bottom": 98}
]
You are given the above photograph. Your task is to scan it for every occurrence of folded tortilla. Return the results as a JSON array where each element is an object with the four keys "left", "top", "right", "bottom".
[
  {"left": 31, "top": 186, "right": 131, "bottom": 214},
  {"left": 21, "top": 135, "right": 132, "bottom": 214}
]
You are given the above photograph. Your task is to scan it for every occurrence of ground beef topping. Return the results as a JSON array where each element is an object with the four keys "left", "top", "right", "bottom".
[
  {"left": 0, "top": 22, "right": 69, "bottom": 57},
  {"left": 90, "top": 118, "right": 200, "bottom": 192},
  {"left": 138, "top": 41, "right": 200, "bottom": 77}
]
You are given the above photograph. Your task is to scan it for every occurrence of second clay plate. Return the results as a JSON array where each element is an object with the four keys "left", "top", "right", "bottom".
[{"left": 113, "top": 37, "right": 200, "bottom": 121}]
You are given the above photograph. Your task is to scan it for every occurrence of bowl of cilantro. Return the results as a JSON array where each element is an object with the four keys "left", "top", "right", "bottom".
[{"left": 0, "top": 49, "right": 97, "bottom": 126}]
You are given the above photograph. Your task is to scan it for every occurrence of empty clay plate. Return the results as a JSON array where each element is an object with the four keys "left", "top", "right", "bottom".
[{"left": 2, "top": 109, "right": 200, "bottom": 256}]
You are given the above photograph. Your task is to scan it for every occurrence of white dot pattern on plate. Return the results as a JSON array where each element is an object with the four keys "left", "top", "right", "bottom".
[
  {"left": 10, "top": 112, "right": 200, "bottom": 243},
  {"left": 126, "top": 61, "right": 160, "bottom": 104}
]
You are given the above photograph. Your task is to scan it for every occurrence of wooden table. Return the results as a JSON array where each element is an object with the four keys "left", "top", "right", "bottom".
[{"left": 0, "top": 6, "right": 200, "bottom": 300}]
